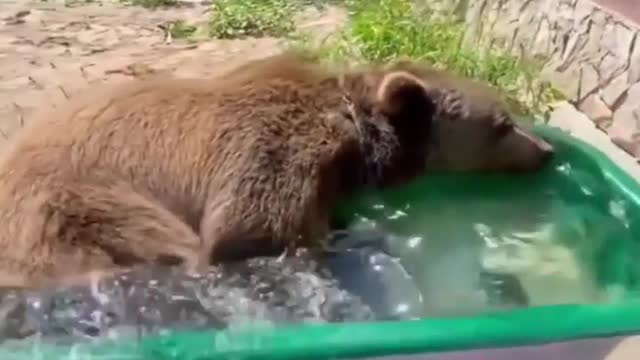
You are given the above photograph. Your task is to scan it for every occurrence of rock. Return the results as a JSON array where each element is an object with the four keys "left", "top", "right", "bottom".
[
  {"left": 572, "top": 0, "right": 594, "bottom": 35},
  {"left": 545, "top": 63, "right": 581, "bottom": 101},
  {"left": 608, "top": 83, "right": 640, "bottom": 156},
  {"left": 579, "top": 93, "right": 612, "bottom": 125},
  {"left": 628, "top": 33, "right": 640, "bottom": 84},
  {"left": 602, "top": 72, "right": 630, "bottom": 108},
  {"left": 578, "top": 63, "right": 600, "bottom": 100},
  {"left": 506, "top": 0, "right": 524, "bottom": 24},
  {"left": 554, "top": 0, "right": 575, "bottom": 40},
  {"left": 614, "top": 81, "right": 640, "bottom": 111},
  {"left": 599, "top": 22, "right": 635, "bottom": 82},
  {"left": 296, "top": 5, "right": 348, "bottom": 39},
  {"left": 610, "top": 109, "right": 640, "bottom": 150},
  {"left": 482, "top": 1, "right": 501, "bottom": 40},
  {"left": 558, "top": 32, "right": 586, "bottom": 71},
  {"left": 462, "top": 0, "right": 488, "bottom": 46},
  {"left": 539, "top": 0, "right": 559, "bottom": 15},
  {"left": 611, "top": 136, "right": 640, "bottom": 158},
  {"left": 531, "top": 17, "right": 552, "bottom": 58},
  {"left": 579, "top": 9, "right": 608, "bottom": 61}
]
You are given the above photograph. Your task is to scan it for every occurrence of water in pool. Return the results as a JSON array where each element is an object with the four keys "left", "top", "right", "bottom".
[
  {"left": 331, "top": 156, "right": 639, "bottom": 318},
  {"left": 0, "top": 155, "right": 638, "bottom": 347}
]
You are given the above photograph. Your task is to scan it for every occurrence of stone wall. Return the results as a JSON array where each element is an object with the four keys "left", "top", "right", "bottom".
[{"left": 424, "top": 0, "right": 640, "bottom": 159}]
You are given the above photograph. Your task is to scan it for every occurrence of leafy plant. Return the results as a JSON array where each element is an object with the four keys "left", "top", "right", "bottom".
[
  {"left": 209, "top": 0, "right": 300, "bottom": 39},
  {"left": 170, "top": 20, "right": 198, "bottom": 39}
]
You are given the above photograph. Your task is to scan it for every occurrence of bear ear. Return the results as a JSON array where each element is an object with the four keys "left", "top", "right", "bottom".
[{"left": 376, "top": 70, "right": 435, "bottom": 121}]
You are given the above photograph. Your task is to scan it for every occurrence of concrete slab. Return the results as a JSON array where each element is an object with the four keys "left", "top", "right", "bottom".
[{"left": 547, "top": 102, "right": 640, "bottom": 182}]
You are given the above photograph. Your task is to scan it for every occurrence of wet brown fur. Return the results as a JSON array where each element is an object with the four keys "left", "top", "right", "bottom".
[
  {"left": 386, "top": 59, "right": 510, "bottom": 123},
  {"left": 386, "top": 59, "right": 554, "bottom": 173},
  {"left": 0, "top": 52, "right": 440, "bottom": 289}
]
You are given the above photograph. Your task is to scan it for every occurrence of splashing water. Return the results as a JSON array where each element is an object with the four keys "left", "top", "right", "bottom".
[{"left": 0, "top": 252, "right": 376, "bottom": 346}]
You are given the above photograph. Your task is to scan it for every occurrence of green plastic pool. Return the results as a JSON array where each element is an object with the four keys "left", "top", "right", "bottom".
[{"left": 3, "top": 123, "right": 640, "bottom": 360}]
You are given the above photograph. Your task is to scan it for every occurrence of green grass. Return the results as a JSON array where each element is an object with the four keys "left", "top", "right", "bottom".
[
  {"left": 209, "top": 0, "right": 302, "bottom": 39},
  {"left": 290, "top": 0, "right": 564, "bottom": 119},
  {"left": 207, "top": 0, "right": 340, "bottom": 39},
  {"left": 170, "top": 20, "right": 198, "bottom": 39}
]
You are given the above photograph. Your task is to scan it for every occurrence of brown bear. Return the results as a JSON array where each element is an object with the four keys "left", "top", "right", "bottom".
[
  {"left": 386, "top": 59, "right": 554, "bottom": 174},
  {"left": 0, "top": 52, "right": 446, "bottom": 289},
  {"left": 0, "top": 52, "right": 554, "bottom": 290},
  {"left": 224, "top": 54, "right": 553, "bottom": 174}
]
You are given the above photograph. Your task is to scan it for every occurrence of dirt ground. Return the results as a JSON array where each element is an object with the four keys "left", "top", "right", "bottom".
[{"left": 0, "top": 0, "right": 345, "bottom": 145}]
